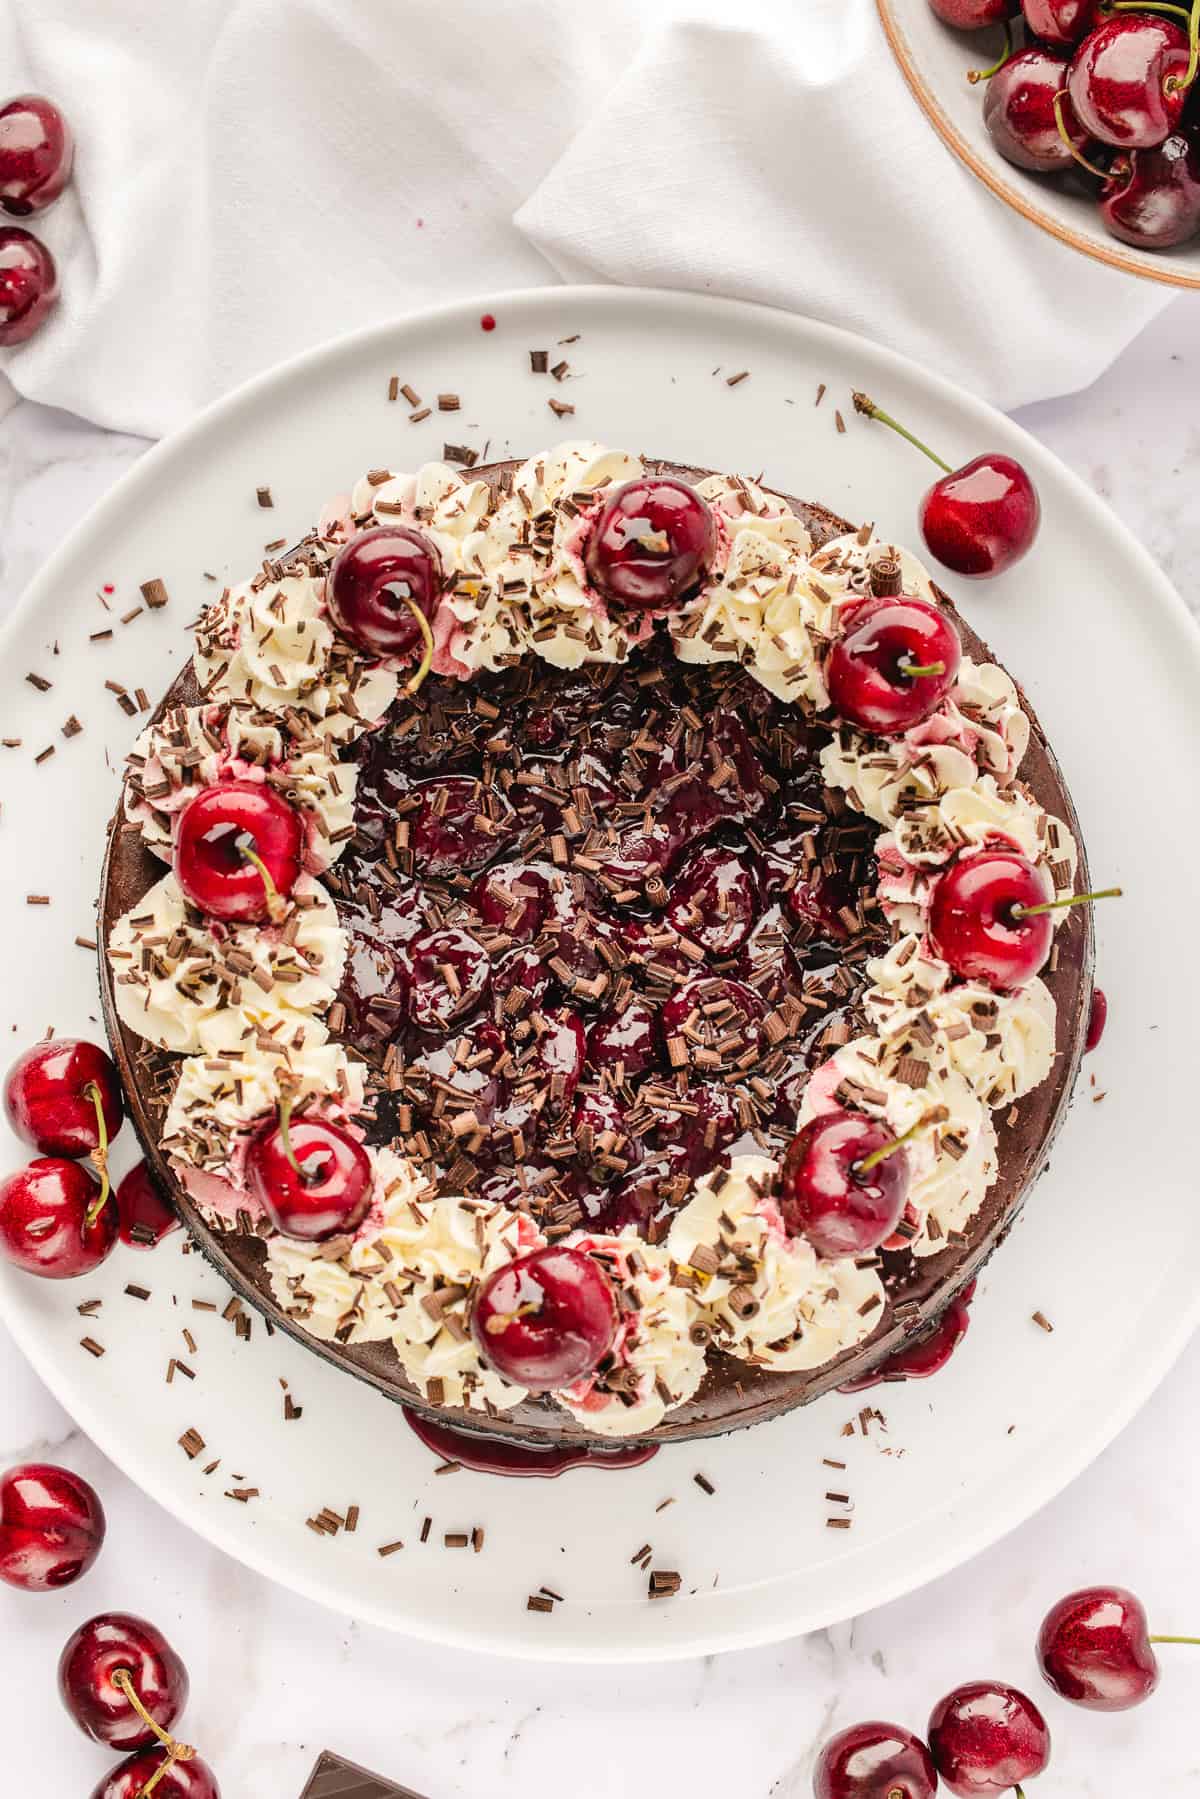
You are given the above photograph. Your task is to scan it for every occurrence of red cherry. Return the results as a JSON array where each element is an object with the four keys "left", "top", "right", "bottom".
[
  {"left": 4, "top": 1037, "right": 124, "bottom": 1158},
  {"left": 1067, "top": 17, "right": 1191, "bottom": 151},
  {"left": 1021, "top": 0, "right": 1102, "bottom": 49},
  {"left": 327, "top": 525, "right": 441, "bottom": 661},
  {"left": 470, "top": 862, "right": 553, "bottom": 941},
  {"left": 929, "top": 850, "right": 1053, "bottom": 988},
  {"left": 1036, "top": 1586, "right": 1186, "bottom": 1711},
  {"left": 814, "top": 1720, "right": 938, "bottom": 1799},
  {"left": 245, "top": 1110, "right": 372, "bottom": 1242},
  {"left": 409, "top": 775, "right": 517, "bottom": 875},
  {"left": 928, "top": 1682, "right": 1051, "bottom": 1796},
  {"left": 472, "top": 1246, "right": 618, "bottom": 1389},
  {"left": 780, "top": 1110, "right": 910, "bottom": 1257},
  {"left": 404, "top": 926, "right": 492, "bottom": 1033},
  {"left": 660, "top": 975, "right": 765, "bottom": 1070},
  {"left": 584, "top": 476, "right": 716, "bottom": 609},
  {"left": 89, "top": 1750, "right": 220, "bottom": 1799},
  {"left": 0, "top": 224, "right": 58, "bottom": 344},
  {"left": 174, "top": 780, "right": 302, "bottom": 923},
  {"left": 60, "top": 1612, "right": 189, "bottom": 1751},
  {"left": 1101, "top": 131, "right": 1200, "bottom": 249},
  {"left": 984, "top": 49, "right": 1091, "bottom": 173},
  {"left": 0, "top": 95, "right": 73, "bottom": 216},
  {"left": 929, "top": 0, "right": 1016, "bottom": 24},
  {"left": 587, "top": 1000, "right": 658, "bottom": 1076},
  {"left": 480, "top": 312, "right": 497, "bottom": 331},
  {"left": 854, "top": 393, "right": 1040, "bottom": 578},
  {"left": 665, "top": 843, "right": 758, "bottom": 954},
  {"left": 827, "top": 596, "right": 962, "bottom": 734},
  {"left": 116, "top": 1160, "right": 180, "bottom": 1249},
  {"left": 0, "top": 1157, "right": 117, "bottom": 1278},
  {"left": 0, "top": 1463, "right": 105, "bottom": 1591}
]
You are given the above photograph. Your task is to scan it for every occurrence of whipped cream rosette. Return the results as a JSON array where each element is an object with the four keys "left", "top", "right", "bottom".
[
  {"left": 554, "top": 1230, "right": 709, "bottom": 1437},
  {"left": 668, "top": 1155, "right": 887, "bottom": 1370},
  {"left": 124, "top": 701, "right": 356, "bottom": 872}
]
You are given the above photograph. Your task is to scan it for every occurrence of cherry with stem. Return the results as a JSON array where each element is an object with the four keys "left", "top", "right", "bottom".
[
  {"left": 851, "top": 392, "right": 1040, "bottom": 578},
  {"left": 968, "top": 20, "right": 1013, "bottom": 84},
  {"left": 110, "top": 1670, "right": 197, "bottom": 1788}
]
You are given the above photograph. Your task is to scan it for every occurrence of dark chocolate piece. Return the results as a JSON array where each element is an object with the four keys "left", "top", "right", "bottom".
[{"left": 300, "top": 1750, "right": 431, "bottom": 1798}]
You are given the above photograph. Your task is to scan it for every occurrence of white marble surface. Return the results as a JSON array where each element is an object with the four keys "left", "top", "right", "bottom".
[{"left": 1, "top": 296, "right": 1199, "bottom": 1797}]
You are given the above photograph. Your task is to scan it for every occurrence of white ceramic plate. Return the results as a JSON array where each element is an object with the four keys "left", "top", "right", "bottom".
[
  {"left": 0, "top": 286, "right": 1196, "bottom": 1662},
  {"left": 878, "top": 0, "right": 1200, "bottom": 289}
]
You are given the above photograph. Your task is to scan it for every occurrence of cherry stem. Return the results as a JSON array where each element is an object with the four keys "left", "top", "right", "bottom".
[
  {"left": 238, "top": 837, "right": 287, "bottom": 925},
  {"left": 1107, "top": 0, "right": 1190, "bottom": 18},
  {"left": 899, "top": 659, "right": 946, "bottom": 679},
  {"left": 1165, "top": 0, "right": 1200, "bottom": 91},
  {"left": 856, "top": 1115, "right": 926, "bottom": 1174},
  {"left": 851, "top": 391, "right": 953, "bottom": 476},
  {"left": 83, "top": 1082, "right": 110, "bottom": 1223},
  {"left": 968, "top": 20, "right": 1013, "bottom": 83},
  {"left": 111, "top": 1669, "right": 196, "bottom": 1766},
  {"left": 1012, "top": 885, "right": 1123, "bottom": 920},
  {"left": 1053, "top": 91, "right": 1110, "bottom": 181},
  {"left": 277, "top": 1094, "right": 305, "bottom": 1181},
  {"left": 1150, "top": 1634, "right": 1200, "bottom": 1645},
  {"left": 400, "top": 595, "right": 435, "bottom": 696}
]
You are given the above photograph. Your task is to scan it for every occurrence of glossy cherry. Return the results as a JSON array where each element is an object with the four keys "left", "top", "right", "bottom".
[
  {"left": 0, "top": 1157, "right": 117, "bottom": 1277},
  {"left": 0, "top": 1463, "right": 105, "bottom": 1591},
  {"left": 827, "top": 595, "right": 962, "bottom": 734},
  {"left": 1037, "top": 1585, "right": 1199, "bottom": 1710},
  {"left": 929, "top": 0, "right": 1016, "bottom": 25},
  {"left": 1101, "top": 130, "right": 1200, "bottom": 248},
  {"left": 665, "top": 843, "right": 758, "bottom": 954},
  {"left": 0, "top": 224, "right": 58, "bottom": 344},
  {"left": 4, "top": 1036, "right": 124, "bottom": 1159},
  {"left": 404, "top": 926, "right": 492, "bottom": 1033},
  {"left": 245, "top": 1108, "right": 372, "bottom": 1242},
  {"left": 60, "top": 1612, "right": 189, "bottom": 1751},
  {"left": 780, "top": 1110, "right": 910, "bottom": 1258},
  {"left": 174, "top": 780, "right": 302, "bottom": 924},
  {"left": 327, "top": 524, "right": 441, "bottom": 664},
  {"left": 814, "top": 1719, "right": 938, "bottom": 1799},
  {"left": 1067, "top": 17, "right": 1192, "bottom": 150},
  {"left": 116, "top": 1159, "right": 180, "bottom": 1249},
  {"left": 89, "top": 1750, "right": 220, "bottom": 1799},
  {"left": 0, "top": 94, "right": 73, "bottom": 215},
  {"left": 929, "top": 850, "right": 1054, "bottom": 988},
  {"left": 587, "top": 1000, "right": 658, "bottom": 1076},
  {"left": 984, "top": 48, "right": 1090, "bottom": 172},
  {"left": 584, "top": 476, "right": 716, "bottom": 609},
  {"left": 472, "top": 1245, "right": 617, "bottom": 1389},
  {"left": 1021, "top": 0, "right": 1101, "bottom": 47},
  {"left": 928, "top": 1682, "right": 1050, "bottom": 1796},
  {"left": 854, "top": 393, "right": 1039, "bottom": 579}
]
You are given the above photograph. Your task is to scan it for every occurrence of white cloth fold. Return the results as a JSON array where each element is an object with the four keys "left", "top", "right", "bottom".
[{"left": 0, "top": 0, "right": 1170, "bottom": 437}]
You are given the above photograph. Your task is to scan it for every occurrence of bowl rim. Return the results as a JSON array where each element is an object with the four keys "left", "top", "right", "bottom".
[{"left": 877, "top": 0, "right": 1200, "bottom": 292}]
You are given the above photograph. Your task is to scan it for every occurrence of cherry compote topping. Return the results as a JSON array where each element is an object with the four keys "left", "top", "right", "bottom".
[{"left": 328, "top": 637, "right": 889, "bottom": 1244}]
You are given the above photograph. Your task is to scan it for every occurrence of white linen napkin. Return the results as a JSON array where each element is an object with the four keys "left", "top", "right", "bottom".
[{"left": 0, "top": 0, "right": 1171, "bottom": 437}]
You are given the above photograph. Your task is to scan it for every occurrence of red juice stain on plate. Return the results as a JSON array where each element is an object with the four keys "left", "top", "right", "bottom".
[
  {"left": 480, "top": 312, "right": 497, "bottom": 332},
  {"left": 404, "top": 1407, "right": 658, "bottom": 1477},
  {"left": 115, "top": 1159, "right": 180, "bottom": 1248},
  {"left": 839, "top": 1280, "right": 976, "bottom": 1394},
  {"left": 1085, "top": 987, "right": 1108, "bottom": 1054}
]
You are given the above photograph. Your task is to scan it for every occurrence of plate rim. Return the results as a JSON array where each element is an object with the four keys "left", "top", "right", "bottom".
[
  {"left": 876, "top": 0, "right": 1200, "bottom": 293},
  {"left": 2, "top": 281, "right": 1199, "bottom": 1661}
]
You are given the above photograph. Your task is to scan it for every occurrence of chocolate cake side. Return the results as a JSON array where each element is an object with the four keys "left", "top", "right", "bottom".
[{"left": 98, "top": 462, "right": 1093, "bottom": 1447}]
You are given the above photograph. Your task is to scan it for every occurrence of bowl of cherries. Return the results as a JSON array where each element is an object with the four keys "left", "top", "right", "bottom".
[{"left": 878, "top": 0, "right": 1200, "bottom": 284}]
